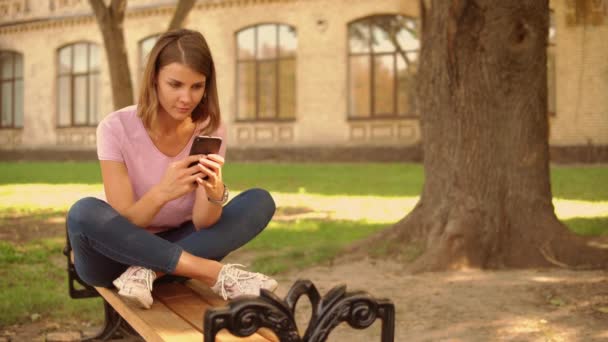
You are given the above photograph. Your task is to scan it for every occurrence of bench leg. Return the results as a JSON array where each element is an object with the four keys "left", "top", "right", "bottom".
[{"left": 81, "top": 300, "right": 139, "bottom": 341}]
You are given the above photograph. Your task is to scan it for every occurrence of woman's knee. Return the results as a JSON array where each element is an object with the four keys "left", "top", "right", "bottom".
[
  {"left": 243, "top": 188, "right": 276, "bottom": 219},
  {"left": 67, "top": 197, "right": 108, "bottom": 235}
]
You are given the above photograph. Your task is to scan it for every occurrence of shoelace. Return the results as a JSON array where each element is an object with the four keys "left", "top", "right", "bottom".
[
  {"left": 216, "top": 263, "right": 257, "bottom": 300},
  {"left": 126, "top": 267, "right": 154, "bottom": 291}
]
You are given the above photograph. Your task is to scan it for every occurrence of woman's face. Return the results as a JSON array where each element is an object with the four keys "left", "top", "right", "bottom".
[{"left": 156, "top": 62, "right": 206, "bottom": 122}]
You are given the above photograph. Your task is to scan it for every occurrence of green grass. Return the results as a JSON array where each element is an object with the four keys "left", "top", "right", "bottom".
[
  {"left": 0, "top": 161, "right": 606, "bottom": 327},
  {"left": 243, "top": 220, "right": 386, "bottom": 275},
  {"left": 0, "top": 162, "right": 101, "bottom": 185},
  {"left": 1, "top": 161, "right": 607, "bottom": 200},
  {"left": 562, "top": 216, "right": 608, "bottom": 236},
  {"left": 0, "top": 238, "right": 102, "bottom": 326}
]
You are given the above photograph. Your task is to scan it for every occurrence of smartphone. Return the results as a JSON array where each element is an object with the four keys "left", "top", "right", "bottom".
[{"left": 188, "top": 136, "right": 223, "bottom": 178}]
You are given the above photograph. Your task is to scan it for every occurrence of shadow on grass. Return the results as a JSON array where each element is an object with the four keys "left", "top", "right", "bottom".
[
  {"left": 236, "top": 219, "right": 389, "bottom": 275},
  {"left": 563, "top": 216, "right": 608, "bottom": 236}
]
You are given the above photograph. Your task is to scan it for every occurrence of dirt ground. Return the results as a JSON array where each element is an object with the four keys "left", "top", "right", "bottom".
[
  {"left": 3, "top": 261, "right": 607, "bottom": 342},
  {"left": 1, "top": 215, "right": 607, "bottom": 341}
]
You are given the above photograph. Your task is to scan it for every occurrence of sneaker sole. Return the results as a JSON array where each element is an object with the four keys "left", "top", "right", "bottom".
[{"left": 117, "top": 289, "right": 153, "bottom": 309}]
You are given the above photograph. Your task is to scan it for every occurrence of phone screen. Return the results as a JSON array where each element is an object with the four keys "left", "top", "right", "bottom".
[
  {"left": 189, "top": 136, "right": 222, "bottom": 156},
  {"left": 188, "top": 136, "right": 223, "bottom": 178}
]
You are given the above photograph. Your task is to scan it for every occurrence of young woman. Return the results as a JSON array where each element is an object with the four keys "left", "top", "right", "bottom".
[{"left": 67, "top": 29, "right": 277, "bottom": 309}]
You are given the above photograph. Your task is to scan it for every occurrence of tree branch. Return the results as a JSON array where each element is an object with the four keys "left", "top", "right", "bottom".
[
  {"left": 88, "top": 0, "right": 109, "bottom": 23},
  {"left": 167, "top": 0, "right": 197, "bottom": 31},
  {"left": 110, "top": 0, "right": 127, "bottom": 23}
]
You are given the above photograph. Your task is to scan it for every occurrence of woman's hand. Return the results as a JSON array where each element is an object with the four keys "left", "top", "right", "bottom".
[
  {"left": 154, "top": 154, "right": 203, "bottom": 203},
  {"left": 196, "top": 154, "right": 225, "bottom": 201}
]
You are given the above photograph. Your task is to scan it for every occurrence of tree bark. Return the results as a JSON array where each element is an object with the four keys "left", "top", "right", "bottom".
[
  {"left": 89, "top": 0, "right": 134, "bottom": 110},
  {"left": 354, "top": 0, "right": 608, "bottom": 271},
  {"left": 167, "top": 0, "right": 197, "bottom": 31}
]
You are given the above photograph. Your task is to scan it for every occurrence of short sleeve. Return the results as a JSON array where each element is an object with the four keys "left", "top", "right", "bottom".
[{"left": 96, "top": 117, "right": 124, "bottom": 162}]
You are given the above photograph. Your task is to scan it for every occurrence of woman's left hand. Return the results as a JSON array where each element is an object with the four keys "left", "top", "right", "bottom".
[{"left": 196, "top": 154, "right": 225, "bottom": 200}]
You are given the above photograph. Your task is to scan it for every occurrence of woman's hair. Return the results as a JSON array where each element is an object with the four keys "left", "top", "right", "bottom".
[{"left": 138, "top": 29, "right": 220, "bottom": 135}]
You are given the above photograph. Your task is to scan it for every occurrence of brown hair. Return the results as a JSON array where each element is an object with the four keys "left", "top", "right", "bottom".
[{"left": 138, "top": 29, "right": 220, "bottom": 135}]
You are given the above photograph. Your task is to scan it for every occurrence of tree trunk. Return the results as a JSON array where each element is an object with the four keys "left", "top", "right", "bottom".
[
  {"left": 355, "top": 0, "right": 608, "bottom": 271},
  {"left": 167, "top": 0, "right": 197, "bottom": 31},
  {"left": 89, "top": 0, "right": 134, "bottom": 110}
]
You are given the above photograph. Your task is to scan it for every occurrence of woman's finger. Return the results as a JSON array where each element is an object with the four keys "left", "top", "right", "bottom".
[
  {"left": 198, "top": 164, "right": 214, "bottom": 179},
  {"left": 206, "top": 154, "right": 225, "bottom": 166},
  {"left": 199, "top": 158, "right": 221, "bottom": 173}
]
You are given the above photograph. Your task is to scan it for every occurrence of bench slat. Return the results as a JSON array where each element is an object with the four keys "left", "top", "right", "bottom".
[
  {"left": 155, "top": 282, "right": 272, "bottom": 342},
  {"left": 185, "top": 281, "right": 280, "bottom": 342},
  {"left": 96, "top": 286, "right": 202, "bottom": 342}
]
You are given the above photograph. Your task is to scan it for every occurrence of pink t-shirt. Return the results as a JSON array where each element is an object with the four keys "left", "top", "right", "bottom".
[{"left": 96, "top": 105, "right": 226, "bottom": 233}]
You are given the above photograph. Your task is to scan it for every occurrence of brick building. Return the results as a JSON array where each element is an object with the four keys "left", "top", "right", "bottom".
[{"left": 0, "top": 0, "right": 606, "bottom": 160}]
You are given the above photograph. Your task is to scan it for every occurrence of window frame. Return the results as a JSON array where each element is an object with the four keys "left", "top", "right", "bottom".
[
  {"left": 235, "top": 23, "right": 297, "bottom": 122},
  {"left": 0, "top": 50, "right": 24, "bottom": 129},
  {"left": 138, "top": 34, "right": 161, "bottom": 77},
  {"left": 56, "top": 41, "right": 100, "bottom": 128},
  {"left": 347, "top": 14, "right": 420, "bottom": 120}
]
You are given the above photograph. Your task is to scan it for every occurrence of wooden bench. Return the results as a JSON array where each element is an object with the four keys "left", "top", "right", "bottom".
[
  {"left": 96, "top": 279, "right": 278, "bottom": 341},
  {"left": 64, "top": 225, "right": 395, "bottom": 341},
  {"left": 64, "top": 234, "right": 278, "bottom": 341}
]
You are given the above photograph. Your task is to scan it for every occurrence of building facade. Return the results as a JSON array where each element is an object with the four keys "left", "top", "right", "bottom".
[{"left": 0, "top": 0, "right": 606, "bottom": 157}]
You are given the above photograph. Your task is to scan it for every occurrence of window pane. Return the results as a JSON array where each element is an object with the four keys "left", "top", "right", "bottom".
[
  {"left": 396, "top": 20, "right": 420, "bottom": 51},
  {"left": 237, "top": 28, "right": 255, "bottom": 60},
  {"left": 14, "top": 53, "right": 23, "bottom": 78},
  {"left": 548, "top": 51, "right": 556, "bottom": 114},
  {"left": 397, "top": 55, "right": 415, "bottom": 116},
  {"left": 349, "top": 55, "right": 370, "bottom": 117},
  {"left": 1, "top": 53, "right": 13, "bottom": 80},
  {"left": 257, "top": 25, "right": 277, "bottom": 59},
  {"left": 14, "top": 79, "right": 23, "bottom": 127},
  {"left": 258, "top": 61, "right": 277, "bottom": 118},
  {"left": 371, "top": 24, "right": 395, "bottom": 53},
  {"left": 73, "top": 44, "right": 88, "bottom": 73},
  {"left": 349, "top": 20, "right": 370, "bottom": 53},
  {"left": 1, "top": 81, "right": 12, "bottom": 126},
  {"left": 59, "top": 47, "right": 72, "bottom": 74},
  {"left": 90, "top": 45, "right": 100, "bottom": 70},
  {"left": 89, "top": 73, "right": 100, "bottom": 123},
  {"left": 58, "top": 76, "right": 71, "bottom": 126},
  {"left": 278, "top": 59, "right": 295, "bottom": 119},
  {"left": 549, "top": 12, "right": 556, "bottom": 45},
  {"left": 278, "top": 25, "right": 297, "bottom": 57},
  {"left": 374, "top": 55, "right": 395, "bottom": 115},
  {"left": 74, "top": 75, "right": 87, "bottom": 125},
  {"left": 237, "top": 62, "right": 256, "bottom": 120},
  {"left": 140, "top": 36, "right": 158, "bottom": 68}
]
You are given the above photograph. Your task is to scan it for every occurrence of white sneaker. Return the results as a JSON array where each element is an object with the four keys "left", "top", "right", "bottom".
[
  {"left": 211, "top": 264, "right": 278, "bottom": 300},
  {"left": 113, "top": 266, "right": 156, "bottom": 309}
]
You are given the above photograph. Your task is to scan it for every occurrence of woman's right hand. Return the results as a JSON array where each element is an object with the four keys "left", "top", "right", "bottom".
[{"left": 154, "top": 154, "right": 204, "bottom": 203}]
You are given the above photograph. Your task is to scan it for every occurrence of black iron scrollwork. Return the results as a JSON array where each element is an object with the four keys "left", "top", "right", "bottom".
[{"left": 204, "top": 279, "right": 395, "bottom": 342}]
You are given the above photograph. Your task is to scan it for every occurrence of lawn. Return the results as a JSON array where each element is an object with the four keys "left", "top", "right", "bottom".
[{"left": 0, "top": 162, "right": 606, "bottom": 326}]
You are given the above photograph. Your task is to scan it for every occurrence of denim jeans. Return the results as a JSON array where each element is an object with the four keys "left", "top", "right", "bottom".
[{"left": 67, "top": 188, "right": 275, "bottom": 287}]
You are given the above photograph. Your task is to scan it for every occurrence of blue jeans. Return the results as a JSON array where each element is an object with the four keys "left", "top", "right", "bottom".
[{"left": 67, "top": 188, "right": 275, "bottom": 287}]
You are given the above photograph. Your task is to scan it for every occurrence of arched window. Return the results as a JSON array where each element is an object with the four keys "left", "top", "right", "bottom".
[
  {"left": 236, "top": 23, "right": 297, "bottom": 121},
  {"left": 348, "top": 15, "right": 419, "bottom": 119},
  {"left": 139, "top": 34, "right": 161, "bottom": 76},
  {"left": 0, "top": 51, "right": 23, "bottom": 128},
  {"left": 57, "top": 42, "right": 100, "bottom": 127}
]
